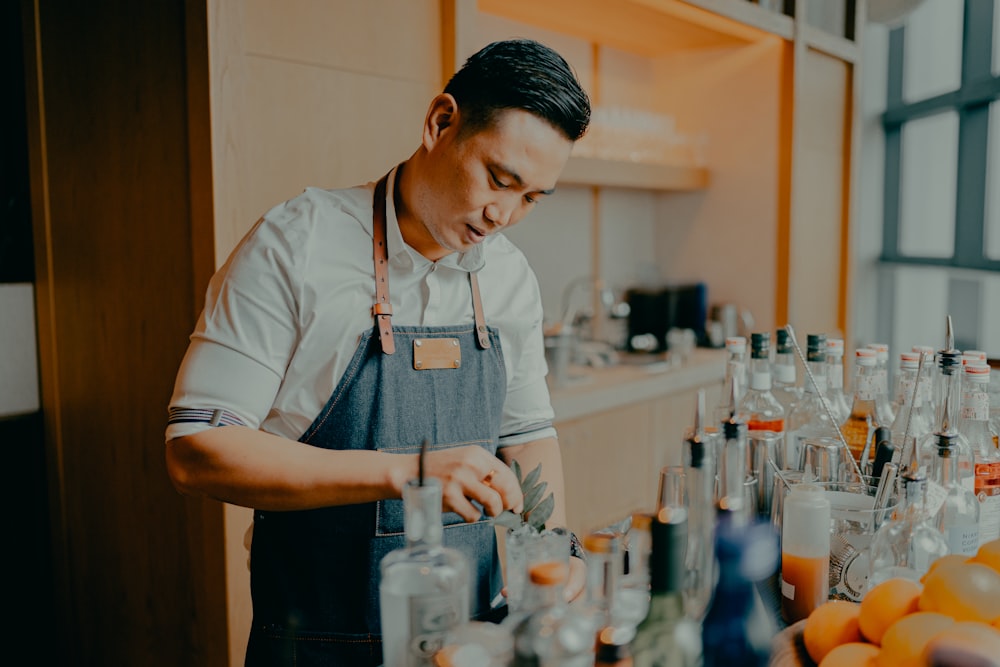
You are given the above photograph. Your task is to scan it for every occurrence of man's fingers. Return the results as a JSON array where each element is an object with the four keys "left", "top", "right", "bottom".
[{"left": 442, "top": 482, "right": 483, "bottom": 523}]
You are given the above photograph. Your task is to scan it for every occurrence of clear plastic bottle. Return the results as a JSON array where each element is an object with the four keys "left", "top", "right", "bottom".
[
  {"left": 630, "top": 514, "right": 700, "bottom": 667},
  {"left": 917, "top": 349, "right": 975, "bottom": 492},
  {"left": 739, "top": 333, "right": 786, "bottom": 451},
  {"left": 780, "top": 483, "right": 831, "bottom": 624},
  {"left": 867, "top": 342, "right": 896, "bottom": 426},
  {"left": 890, "top": 352, "right": 932, "bottom": 462},
  {"left": 959, "top": 363, "right": 1000, "bottom": 545},
  {"left": 787, "top": 334, "right": 839, "bottom": 474},
  {"left": 772, "top": 329, "right": 802, "bottom": 417},
  {"left": 510, "top": 561, "right": 595, "bottom": 666},
  {"left": 583, "top": 532, "right": 622, "bottom": 633},
  {"left": 868, "top": 470, "right": 949, "bottom": 588},
  {"left": 715, "top": 336, "right": 748, "bottom": 424},
  {"left": 825, "top": 338, "right": 851, "bottom": 424},
  {"left": 379, "top": 478, "right": 471, "bottom": 667},
  {"left": 929, "top": 433, "right": 980, "bottom": 556},
  {"left": 840, "top": 348, "right": 882, "bottom": 467}
]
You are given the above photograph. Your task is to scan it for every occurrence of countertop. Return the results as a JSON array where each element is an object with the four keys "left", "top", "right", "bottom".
[{"left": 548, "top": 347, "right": 727, "bottom": 422}]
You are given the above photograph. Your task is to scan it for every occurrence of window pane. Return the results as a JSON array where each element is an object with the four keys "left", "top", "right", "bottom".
[
  {"left": 903, "top": 0, "right": 963, "bottom": 102},
  {"left": 988, "top": 101, "right": 1000, "bottom": 260},
  {"left": 899, "top": 111, "right": 958, "bottom": 258}
]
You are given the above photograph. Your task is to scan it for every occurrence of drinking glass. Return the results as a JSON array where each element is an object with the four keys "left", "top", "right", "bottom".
[{"left": 504, "top": 527, "right": 570, "bottom": 614}]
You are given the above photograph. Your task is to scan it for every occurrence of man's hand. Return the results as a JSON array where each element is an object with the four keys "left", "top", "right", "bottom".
[{"left": 420, "top": 445, "right": 523, "bottom": 522}]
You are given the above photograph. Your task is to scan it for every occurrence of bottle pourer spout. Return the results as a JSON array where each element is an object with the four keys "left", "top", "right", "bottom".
[
  {"left": 946, "top": 314, "right": 954, "bottom": 352},
  {"left": 694, "top": 388, "right": 705, "bottom": 434}
]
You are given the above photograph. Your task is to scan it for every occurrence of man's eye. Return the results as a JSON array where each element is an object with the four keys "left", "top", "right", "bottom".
[
  {"left": 491, "top": 172, "right": 508, "bottom": 189},
  {"left": 524, "top": 195, "right": 536, "bottom": 204}
]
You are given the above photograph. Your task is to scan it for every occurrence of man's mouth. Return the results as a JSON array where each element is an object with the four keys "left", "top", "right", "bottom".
[{"left": 465, "top": 224, "right": 487, "bottom": 243}]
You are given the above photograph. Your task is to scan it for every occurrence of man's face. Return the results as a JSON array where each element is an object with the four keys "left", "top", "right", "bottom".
[{"left": 413, "top": 107, "right": 573, "bottom": 260}]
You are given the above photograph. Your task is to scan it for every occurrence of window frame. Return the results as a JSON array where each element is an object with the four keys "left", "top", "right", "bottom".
[{"left": 881, "top": 0, "right": 1000, "bottom": 272}]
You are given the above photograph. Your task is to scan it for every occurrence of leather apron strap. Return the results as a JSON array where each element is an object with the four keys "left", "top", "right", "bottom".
[{"left": 372, "top": 170, "right": 491, "bottom": 353}]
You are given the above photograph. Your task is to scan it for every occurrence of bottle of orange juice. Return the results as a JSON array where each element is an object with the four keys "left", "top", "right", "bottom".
[{"left": 780, "top": 483, "right": 831, "bottom": 624}]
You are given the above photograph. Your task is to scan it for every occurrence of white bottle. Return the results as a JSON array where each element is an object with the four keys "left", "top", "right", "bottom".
[{"left": 780, "top": 484, "right": 831, "bottom": 625}]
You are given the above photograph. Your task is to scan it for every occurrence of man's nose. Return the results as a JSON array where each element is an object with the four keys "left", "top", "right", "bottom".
[{"left": 484, "top": 201, "right": 514, "bottom": 228}]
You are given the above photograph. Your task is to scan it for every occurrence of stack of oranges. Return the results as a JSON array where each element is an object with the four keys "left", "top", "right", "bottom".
[{"left": 799, "top": 538, "right": 1000, "bottom": 666}]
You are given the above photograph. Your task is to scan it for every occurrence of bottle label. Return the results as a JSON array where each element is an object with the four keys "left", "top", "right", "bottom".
[
  {"left": 962, "top": 390, "right": 990, "bottom": 421},
  {"left": 407, "top": 593, "right": 464, "bottom": 660},
  {"left": 750, "top": 371, "right": 772, "bottom": 390},
  {"left": 775, "top": 365, "right": 796, "bottom": 384},
  {"left": 946, "top": 525, "right": 980, "bottom": 557},
  {"left": 924, "top": 480, "right": 949, "bottom": 518},
  {"left": 781, "top": 578, "right": 795, "bottom": 599},
  {"left": 855, "top": 375, "right": 878, "bottom": 400}
]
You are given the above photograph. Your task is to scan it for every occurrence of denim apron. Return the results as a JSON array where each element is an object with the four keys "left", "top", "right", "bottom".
[{"left": 245, "top": 172, "right": 507, "bottom": 667}]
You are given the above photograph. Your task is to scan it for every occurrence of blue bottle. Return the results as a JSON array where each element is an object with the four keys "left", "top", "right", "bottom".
[{"left": 701, "top": 511, "right": 779, "bottom": 667}]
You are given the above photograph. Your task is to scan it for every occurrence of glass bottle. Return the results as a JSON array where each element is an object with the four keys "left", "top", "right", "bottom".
[
  {"left": 772, "top": 329, "right": 802, "bottom": 417},
  {"left": 380, "top": 478, "right": 471, "bottom": 667},
  {"left": 510, "top": 561, "right": 595, "bottom": 666},
  {"left": 739, "top": 332, "right": 786, "bottom": 452},
  {"left": 719, "top": 406, "right": 751, "bottom": 524},
  {"left": 960, "top": 363, "right": 1000, "bottom": 545},
  {"left": 701, "top": 514, "right": 778, "bottom": 667},
  {"left": 868, "top": 470, "right": 949, "bottom": 589},
  {"left": 630, "top": 513, "right": 700, "bottom": 667},
  {"left": 619, "top": 513, "right": 653, "bottom": 630},
  {"left": 583, "top": 532, "right": 622, "bottom": 632},
  {"left": 917, "top": 349, "right": 975, "bottom": 492},
  {"left": 912, "top": 345, "right": 938, "bottom": 429},
  {"left": 787, "top": 334, "right": 840, "bottom": 474},
  {"left": 889, "top": 352, "right": 932, "bottom": 462},
  {"left": 929, "top": 433, "right": 980, "bottom": 557},
  {"left": 840, "top": 348, "right": 882, "bottom": 467},
  {"left": 780, "top": 483, "right": 831, "bottom": 624},
  {"left": 682, "top": 392, "right": 717, "bottom": 622},
  {"left": 715, "top": 336, "right": 748, "bottom": 424},
  {"left": 825, "top": 338, "right": 851, "bottom": 424},
  {"left": 867, "top": 342, "right": 896, "bottom": 426}
]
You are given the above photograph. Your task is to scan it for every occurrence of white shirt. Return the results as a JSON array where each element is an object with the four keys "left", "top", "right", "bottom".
[{"left": 166, "top": 167, "right": 557, "bottom": 446}]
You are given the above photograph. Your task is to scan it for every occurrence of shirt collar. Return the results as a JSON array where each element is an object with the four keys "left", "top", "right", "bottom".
[{"left": 382, "top": 165, "right": 487, "bottom": 274}]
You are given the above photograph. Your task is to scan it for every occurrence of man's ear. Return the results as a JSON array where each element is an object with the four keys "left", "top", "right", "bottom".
[{"left": 423, "top": 93, "right": 460, "bottom": 151}]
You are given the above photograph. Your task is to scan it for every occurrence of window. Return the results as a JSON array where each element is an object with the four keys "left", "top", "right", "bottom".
[{"left": 882, "top": 0, "right": 1000, "bottom": 272}]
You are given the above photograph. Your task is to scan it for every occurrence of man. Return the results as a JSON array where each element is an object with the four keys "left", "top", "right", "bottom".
[{"left": 165, "top": 38, "right": 591, "bottom": 666}]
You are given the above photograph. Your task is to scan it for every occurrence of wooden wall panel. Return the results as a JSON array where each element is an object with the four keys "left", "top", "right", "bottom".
[
  {"left": 788, "top": 48, "right": 849, "bottom": 337},
  {"left": 23, "top": 0, "right": 223, "bottom": 663}
]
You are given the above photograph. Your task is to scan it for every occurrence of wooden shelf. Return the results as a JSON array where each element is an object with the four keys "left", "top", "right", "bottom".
[
  {"left": 477, "top": 0, "right": 792, "bottom": 57},
  {"left": 558, "top": 156, "right": 710, "bottom": 191}
]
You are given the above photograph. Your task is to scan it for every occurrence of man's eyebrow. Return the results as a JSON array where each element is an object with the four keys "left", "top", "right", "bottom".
[{"left": 495, "top": 162, "right": 555, "bottom": 195}]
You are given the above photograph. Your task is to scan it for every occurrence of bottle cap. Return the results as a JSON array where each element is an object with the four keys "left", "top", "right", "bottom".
[
  {"left": 528, "top": 561, "right": 569, "bottom": 586},
  {"left": 964, "top": 349, "right": 988, "bottom": 361},
  {"left": 726, "top": 336, "right": 747, "bottom": 353},
  {"left": 935, "top": 433, "right": 959, "bottom": 454},
  {"left": 938, "top": 350, "right": 962, "bottom": 371},
  {"left": 868, "top": 343, "right": 889, "bottom": 359},
  {"left": 630, "top": 512, "right": 653, "bottom": 532},
  {"left": 807, "top": 334, "right": 826, "bottom": 362},
  {"left": 855, "top": 348, "right": 877, "bottom": 366},
  {"left": 964, "top": 364, "right": 991, "bottom": 381},
  {"left": 751, "top": 332, "right": 770, "bottom": 359},
  {"left": 776, "top": 329, "right": 793, "bottom": 353},
  {"left": 912, "top": 345, "right": 935, "bottom": 355},
  {"left": 826, "top": 338, "right": 845, "bottom": 355},
  {"left": 583, "top": 533, "right": 618, "bottom": 555}
]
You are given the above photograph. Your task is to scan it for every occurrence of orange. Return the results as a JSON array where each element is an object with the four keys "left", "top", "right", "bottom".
[
  {"left": 876, "top": 611, "right": 954, "bottom": 667},
  {"left": 803, "top": 600, "right": 863, "bottom": 664},
  {"left": 921, "top": 553, "right": 969, "bottom": 582},
  {"left": 818, "top": 641, "right": 879, "bottom": 667},
  {"left": 859, "top": 577, "right": 922, "bottom": 645},
  {"left": 919, "top": 562, "right": 1000, "bottom": 623},
  {"left": 970, "top": 538, "right": 1000, "bottom": 574},
  {"left": 921, "top": 621, "right": 1000, "bottom": 666}
]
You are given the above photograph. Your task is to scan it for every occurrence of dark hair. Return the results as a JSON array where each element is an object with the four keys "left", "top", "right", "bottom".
[{"left": 444, "top": 39, "right": 591, "bottom": 142}]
